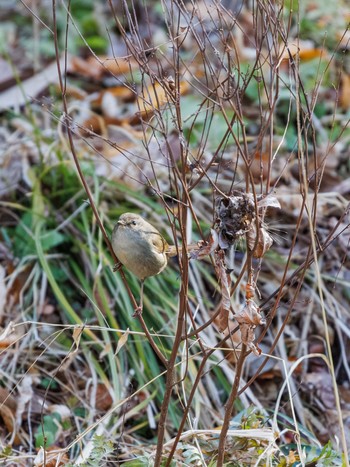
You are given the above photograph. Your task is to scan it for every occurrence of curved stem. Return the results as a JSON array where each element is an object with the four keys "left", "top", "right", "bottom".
[
  {"left": 51, "top": 0, "right": 167, "bottom": 368},
  {"left": 216, "top": 344, "right": 247, "bottom": 467}
]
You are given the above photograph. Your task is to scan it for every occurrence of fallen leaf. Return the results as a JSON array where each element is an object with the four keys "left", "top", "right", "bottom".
[
  {"left": 0, "top": 56, "right": 71, "bottom": 110},
  {"left": 279, "top": 40, "right": 327, "bottom": 64},
  {"left": 137, "top": 78, "right": 189, "bottom": 118},
  {"left": 87, "top": 55, "right": 137, "bottom": 77},
  {"left": 0, "top": 322, "right": 21, "bottom": 350},
  {"left": 7, "top": 264, "right": 32, "bottom": 305},
  {"left": 0, "top": 387, "right": 19, "bottom": 443},
  {"left": 303, "top": 372, "right": 350, "bottom": 446},
  {"left": 92, "top": 383, "right": 113, "bottom": 411},
  {"left": 71, "top": 55, "right": 136, "bottom": 80},
  {"left": 70, "top": 55, "right": 102, "bottom": 80},
  {"left": 92, "top": 87, "right": 136, "bottom": 120},
  {"left": 33, "top": 447, "right": 69, "bottom": 467},
  {"left": 38, "top": 302, "right": 55, "bottom": 317},
  {"left": 48, "top": 405, "right": 71, "bottom": 421},
  {"left": 137, "top": 81, "right": 170, "bottom": 117}
]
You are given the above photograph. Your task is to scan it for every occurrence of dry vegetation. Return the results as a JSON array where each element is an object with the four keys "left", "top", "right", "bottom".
[{"left": 0, "top": 0, "right": 350, "bottom": 466}]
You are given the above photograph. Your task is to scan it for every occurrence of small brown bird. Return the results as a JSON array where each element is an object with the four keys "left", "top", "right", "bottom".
[{"left": 111, "top": 213, "right": 174, "bottom": 312}]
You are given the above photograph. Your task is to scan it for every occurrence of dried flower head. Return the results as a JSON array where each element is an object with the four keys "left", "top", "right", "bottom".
[{"left": 215, "top": 193, "right": 256, "bottom": 249}]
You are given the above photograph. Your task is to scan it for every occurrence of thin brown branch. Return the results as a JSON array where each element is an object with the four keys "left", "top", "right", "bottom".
[
  {"left": 217, "top": 344, "right": 247, "bottom": 466},
  {"left": 51, "top": 0, "right": 167, "bottom": 367}
]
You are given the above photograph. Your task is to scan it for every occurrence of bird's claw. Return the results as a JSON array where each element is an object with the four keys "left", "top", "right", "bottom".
[
  {"left": 113, "top": 262, "right": 122, "bottom": 272},
  {"left": 132, "top": 306, "right": 143, "bottom": 317}
]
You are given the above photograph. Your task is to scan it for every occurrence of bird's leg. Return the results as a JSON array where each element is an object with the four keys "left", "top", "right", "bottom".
[
  {"left": 133, "top": 279, "right": 144, "bottom": 317},
  {"left": 113, "top": 261, "right": 123, "bottom": 272}
]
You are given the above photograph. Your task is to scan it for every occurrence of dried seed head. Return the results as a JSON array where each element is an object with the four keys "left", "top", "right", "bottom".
[{"left": 215, "top": 193, "right": 256, "bottom": 249}]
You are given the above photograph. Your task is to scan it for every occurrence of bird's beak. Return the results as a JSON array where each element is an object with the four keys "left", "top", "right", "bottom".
[{"left": 117, "top": 220, "right": 125, "bottom": 226}]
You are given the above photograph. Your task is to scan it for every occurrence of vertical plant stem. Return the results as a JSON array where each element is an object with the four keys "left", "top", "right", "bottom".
[
  {"left": 154, "top": 27, "right": 191, "bottom": 458},
  {"left": 216, "top": 344, "right": 247, "bottom": 467},
  {"left": 164, "top": 327, "right": 238, "bottom": 465},
  {"left": 154, "top": 194, "right": 190, "bottom": 464},
  {"left": 154, "top": 283, "right": 188, "bottom": 465}
]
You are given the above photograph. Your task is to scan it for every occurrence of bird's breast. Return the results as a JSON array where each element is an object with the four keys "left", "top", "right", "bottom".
[{"left": 112, "top": 226, "right": 167, "bottom": 280}]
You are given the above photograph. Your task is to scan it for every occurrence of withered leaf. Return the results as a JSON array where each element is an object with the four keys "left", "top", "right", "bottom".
[
  {"left": 235, "top": 300, "right": 266, "bottom": 356},
  {"left": 248, "top": 224, "right": 274, "bottom": 258},
  {"left": 214, "top": 250, "right": 232, "bottom": 331},
  {"left": 190, "top": 229, "right": 218, "bottom": 260},
  {"left": 0, "top": 387, "right": 19, "bottom": 443},
  {"left": 257, "top": 195, "right": 281, "bottom": 209},
  {"left": 235, "top": 299, "right": 265, "bottom": 326},
  {"left": 240, "top": 323, "right": 262, "bottom": 356}
]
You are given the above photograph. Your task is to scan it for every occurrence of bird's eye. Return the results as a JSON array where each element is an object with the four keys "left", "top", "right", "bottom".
[{"left": 131, "top": 220, "right": 137, "bottom": 226}]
